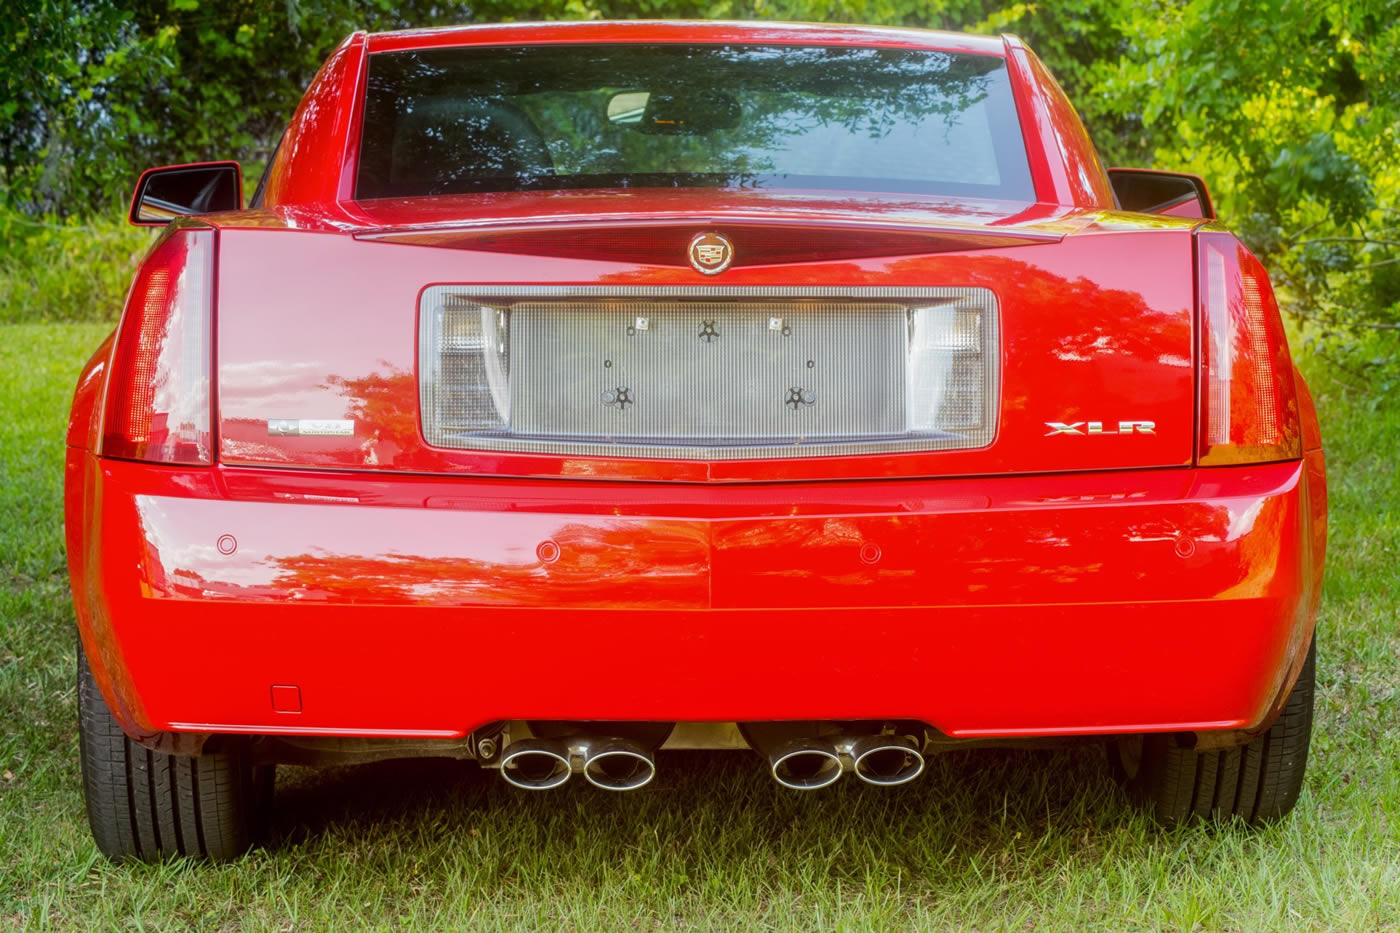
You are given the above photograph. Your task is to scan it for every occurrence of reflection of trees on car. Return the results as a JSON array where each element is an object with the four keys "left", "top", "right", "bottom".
[
  {"left": 324, "top": 364, "right": 424, "bottom": 469},
  {"left": 357, "top": 45, "right": 1017, "bottom": 198}
]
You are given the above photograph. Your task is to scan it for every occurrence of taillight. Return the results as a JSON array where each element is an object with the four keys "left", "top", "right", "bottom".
[
  {"left": 1197, "top": 232, "right": 1301, "bottom": 465},
  {"left": 101, "top": 228, "right": 214, "bottom": 464}
]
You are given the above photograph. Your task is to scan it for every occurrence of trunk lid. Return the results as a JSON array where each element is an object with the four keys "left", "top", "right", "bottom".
[{"left": 212, "top": 193, "right": 1197, "bottom": 483}]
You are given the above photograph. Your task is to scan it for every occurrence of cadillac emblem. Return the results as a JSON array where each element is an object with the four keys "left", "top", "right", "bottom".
[{"left": 688, "top": 232, "right": 733, "bottom": 275}]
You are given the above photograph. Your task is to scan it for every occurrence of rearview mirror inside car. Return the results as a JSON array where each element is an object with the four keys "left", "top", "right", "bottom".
[
  {"left": 606, "top": 91, "right": 651, "bottom": 125},
  {"left": 1107, "top": 168, "right": 1215, "bottom": 220},
  {"left": 607, "top": 89, "right": 741, "bottom": 134},
  {"left": 129, "top": 162, "right": 243, "bottom": 226}
]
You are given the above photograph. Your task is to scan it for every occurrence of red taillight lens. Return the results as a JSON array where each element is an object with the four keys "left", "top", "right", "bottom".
[
  {"left": 102, "top": 228, "right": 213, "bottom": 464},
  {"left": 1197, "top": 232, "right": 1301, "bottom": 465}
]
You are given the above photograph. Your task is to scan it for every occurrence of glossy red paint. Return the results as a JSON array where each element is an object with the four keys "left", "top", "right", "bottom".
[
  {"left": 1003, "top": 38, "right": 1114, "bottom": 210},
  {"left": 211, "top": 215, "right": 1199, "bottom": 483},
  {"left": 318, "top": 188, "right": 1082, "bottom": 234},
  {"left": 67, "top": 21, "right": 1326, "bottom": 754},
  {"left": 358, "top": 219, "right": 1059, "bottom": 266},
  {"left": 261, "top": 31, "right": 367, "bottom": 209},
  {"left": 66, "top": 331, "right": 113, "bottom": 451},
  {"left": 68, "top": 452, "right": 1319, "bottom": 740},
  {"left": 367, "top": 20, "right": 1009, "bottom": 57}
]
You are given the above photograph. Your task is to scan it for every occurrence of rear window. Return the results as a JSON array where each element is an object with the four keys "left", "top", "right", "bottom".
[{"left": 356, "top": 44, "right": 1034, "bottom": 201}]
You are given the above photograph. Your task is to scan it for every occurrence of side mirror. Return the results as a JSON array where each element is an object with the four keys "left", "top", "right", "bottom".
[
  {"left": 1107, "top": 168, "right": 1215, "bottom": 220},
  {"left": 129, "top": 162, "right": 243, "bottom": 226}
]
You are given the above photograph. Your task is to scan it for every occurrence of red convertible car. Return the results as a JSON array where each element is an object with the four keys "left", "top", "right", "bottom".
[{"left": 68, "top": 21, "right": 1326, "bottom": 860}]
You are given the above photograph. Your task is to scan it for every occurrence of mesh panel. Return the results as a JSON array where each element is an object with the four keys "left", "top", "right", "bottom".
[
  {"left": 419, "top": 286, "right": 998, "bottom": 460},
  {"left": 512, "top": 302, "right": 906, "bottom": 440}
]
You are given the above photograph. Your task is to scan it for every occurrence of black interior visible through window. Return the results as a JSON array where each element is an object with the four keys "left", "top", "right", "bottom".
[{"left": 355, "top": 43, "right": 1035, "bottom": 201}]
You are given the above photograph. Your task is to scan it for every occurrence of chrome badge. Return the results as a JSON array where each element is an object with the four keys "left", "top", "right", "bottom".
[
  {"left": 268, "top": 418, "right": 355, "bottom": 437},
  {"left": 688, "top": 232, "right": 733, "bottom": 275},
  {"left": 1045, "top": 420, "right": 1156, "bottom": 436}
]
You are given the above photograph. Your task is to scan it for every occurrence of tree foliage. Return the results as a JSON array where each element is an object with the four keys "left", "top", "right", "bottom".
[
  {"left": 1091, "top": 0, "right": 1400, "bottom": 368},
  {"left": 3, "top": 0, "right": 1397, "bottom": 364}
]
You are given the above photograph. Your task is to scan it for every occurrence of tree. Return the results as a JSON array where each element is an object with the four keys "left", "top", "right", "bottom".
[
  {"left": 1093, "top": 0, "right": 1400, "bottom": 364},
  {"left": 4, "top": 0, "right": 1397, "bottom": 365},
  {"left": 2, "top": 0, "right": 1134, "bottom": 214}
]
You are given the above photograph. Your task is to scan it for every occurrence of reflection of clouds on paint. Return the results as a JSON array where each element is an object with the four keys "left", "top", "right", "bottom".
[
  {"left": 1226, "top": 499, "right": 1267, "bottom": 543},
  {"left": 219, "top": 359, "right": 331, "bottom": 411},
  {"left": 135, "top": 496, "right": 172, "bottom": 555},
  {"left": 136, "top": 495, "right": 276, "bottom": 595}
]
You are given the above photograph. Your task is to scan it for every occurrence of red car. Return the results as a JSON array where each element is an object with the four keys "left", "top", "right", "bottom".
[{"left": 68, "top": 21, "right": 1326, "bottom": 860}]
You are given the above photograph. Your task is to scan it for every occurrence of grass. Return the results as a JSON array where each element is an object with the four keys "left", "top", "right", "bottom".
[{"left": 1, "top": 322, "right": 1397, "bottom": 930}]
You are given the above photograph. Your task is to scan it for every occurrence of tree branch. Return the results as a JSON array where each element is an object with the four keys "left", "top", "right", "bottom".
[
  {"left": 1292, "top": 236, "right": 1400, "bottom": 248},
  {"left": 1282, "top": 219, "right": 1326, "bottom": 242}
]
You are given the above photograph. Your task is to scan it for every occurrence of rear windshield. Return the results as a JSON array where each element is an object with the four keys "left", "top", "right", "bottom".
[{"left": 356, "top": 44, "right": 1034, "bottom": 201}]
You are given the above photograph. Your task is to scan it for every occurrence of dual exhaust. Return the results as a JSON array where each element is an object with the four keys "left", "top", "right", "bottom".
[
  {"left": 500, "top": 736, "right": 656, "bottom": 792},
  {"left": 768, "top": 734, "right": 925, "bottom": 790},
  {"left": 496, "top": 730, "right": 924, "bottom": 792}
]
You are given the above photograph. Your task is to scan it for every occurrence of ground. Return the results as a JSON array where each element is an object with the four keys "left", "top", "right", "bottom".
[{"left": 1, "top": 323, "right": 1396, "bottom": 930}]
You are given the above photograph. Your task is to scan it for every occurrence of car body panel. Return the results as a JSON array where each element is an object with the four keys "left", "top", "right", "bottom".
[
  {"left": 261, "top": 31, "right": 367, "bottom": 209},
  {"left": 367, "top": 21, "right": 1011, "bottom": 57},
  {"left": 212, "top": 223, "right": 1199, "bottom": 482},
  {"left": 68, "top": 452, "right": 1318, "bottom": 741},
  {"left": 1004, "top": 38, "right": 1116, "bottom": 210}
]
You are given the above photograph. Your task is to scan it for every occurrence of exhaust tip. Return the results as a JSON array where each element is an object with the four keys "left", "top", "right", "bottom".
[
  {"left": 851, "top": 735, "right": 925, "bottom": 786},
  {"left": 770, "top": 741, "right": 843, "bottom": 790},
  {"left": 583, "top": 741, "right": 656, "bottom": 792},
  {"left": 500, "top": 739, "right": 572, "bottom": 790}
]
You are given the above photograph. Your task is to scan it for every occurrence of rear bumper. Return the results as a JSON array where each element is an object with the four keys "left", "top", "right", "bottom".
[{"left": 67, "top": 454, "right": 1324, "bottom": 742}]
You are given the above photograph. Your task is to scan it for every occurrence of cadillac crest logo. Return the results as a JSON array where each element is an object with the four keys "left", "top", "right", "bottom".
[{"left": 688, "top": 232, "right": 733, "bottom": 275}]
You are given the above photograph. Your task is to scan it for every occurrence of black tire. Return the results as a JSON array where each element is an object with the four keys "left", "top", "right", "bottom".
[
  {"left": 78, "top": 644, "right": 266, "bottom": 860},
  {"left": 1112, "top": 636, "right": 1315, "bottom": 826}
]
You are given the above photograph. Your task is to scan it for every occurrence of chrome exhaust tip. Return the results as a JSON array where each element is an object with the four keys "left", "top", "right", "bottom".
[
  {"left": 850, "top": 735, "right": 925, "bottom": 786},
  {"left": 770, "top": 740, "right": 843, "bottom": 790},
  {"left": 499, "top": 738, "right": 572, "bottom": 790},
  {"left": 582, "top": 739, "right": 656, "bottom": 792}
]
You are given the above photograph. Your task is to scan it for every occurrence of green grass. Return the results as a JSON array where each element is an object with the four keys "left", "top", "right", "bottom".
[{"left": 2, "top": 323, "right": 1398, "bottom": 930}]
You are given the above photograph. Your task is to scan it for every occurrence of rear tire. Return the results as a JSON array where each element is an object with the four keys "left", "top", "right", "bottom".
[
  {"left": 78, "top": 644, "right": 266, "bottom": 860},
  {"left": 1112, "top": 636, "right": 1315, "bottom": 826}
]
